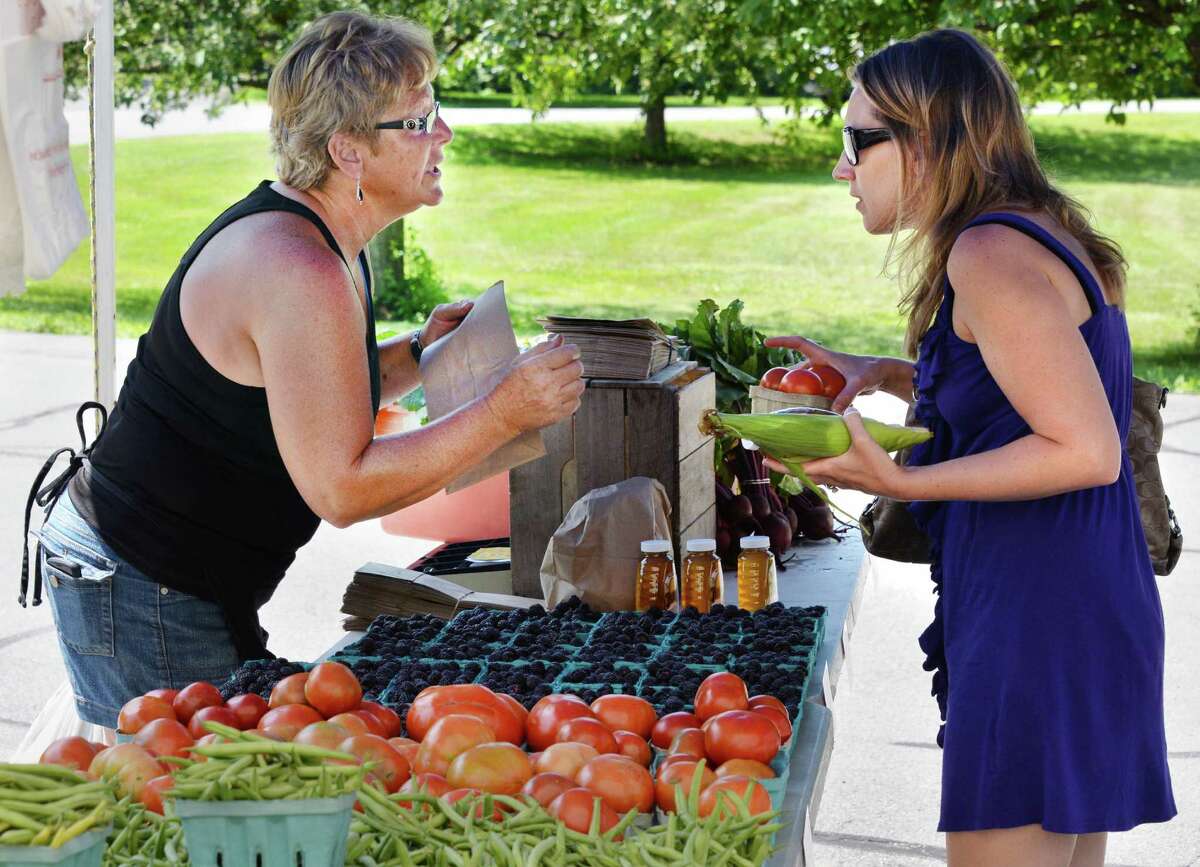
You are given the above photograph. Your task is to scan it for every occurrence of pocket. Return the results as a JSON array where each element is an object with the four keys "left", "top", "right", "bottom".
[
  {"left": 39, "top": 529, "right": 116, "bottom": 657},
  {"left": 157, "top": 587, "right": 240, "bottom": 683}
]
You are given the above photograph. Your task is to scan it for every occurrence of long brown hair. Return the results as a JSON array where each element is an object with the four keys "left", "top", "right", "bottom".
[{"left": 853, "top": 29, "right": 1127, "bottom": 357}]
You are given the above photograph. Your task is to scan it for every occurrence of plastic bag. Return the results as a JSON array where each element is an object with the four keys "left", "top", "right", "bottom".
[
  {"left": 37, "top": 0, "right": 99, "bottom": 43},
  {"left": 0, "top": 33, "right": 89, "bottom": 286},
  {"left": 540, "top": 477, "right": 672, "bottom": 611},
  {"left": 9, "top": 681, "right": 115, "bottom": 762}
]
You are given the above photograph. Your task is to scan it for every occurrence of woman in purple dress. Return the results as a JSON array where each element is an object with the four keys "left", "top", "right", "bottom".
[{"left": 765, "top": 29, "right": 1175, "bottom": 867}]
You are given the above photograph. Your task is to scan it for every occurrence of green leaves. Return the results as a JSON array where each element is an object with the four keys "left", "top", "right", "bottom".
[{"left": 668, "top": 298, "right": 800, "bottom": 413}]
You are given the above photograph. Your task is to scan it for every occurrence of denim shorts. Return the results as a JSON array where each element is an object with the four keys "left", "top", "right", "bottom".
[{"left": 38, "top": 491, "right": 239, "bottom": 728}]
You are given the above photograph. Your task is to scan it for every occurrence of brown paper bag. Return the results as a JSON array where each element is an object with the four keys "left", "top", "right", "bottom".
[
  {"left": 420, "top": 281, "right": 546, "bottom": 493},
  {"left": 540, "top": 477, "right": 673, "bottom": 611}
]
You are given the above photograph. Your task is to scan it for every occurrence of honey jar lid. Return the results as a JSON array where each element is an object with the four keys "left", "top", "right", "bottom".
[
  {"left": 686, "top": 538, "right": 717, "bottom": 552},
  {"left": 740, "top": 535, "right": 770, "bottom": 550},
  {"left": 640, "top": 539, "right": 672, "bottom": 554}
]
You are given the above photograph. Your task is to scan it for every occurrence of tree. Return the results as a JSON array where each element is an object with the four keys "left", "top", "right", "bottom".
[
  {"left": 474, "top": 0, "right": 768, "bottom": 155},
  {"left": 70, "top": 0, "right": 1198, "bottom": 139},
  {"left": 755, "top": 0, "right": 1200, "bottom": 123}
]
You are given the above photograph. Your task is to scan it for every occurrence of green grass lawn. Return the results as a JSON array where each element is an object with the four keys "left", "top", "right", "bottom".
[{"left": 3, "top": 112, "right": 1197, "bottom": 389}]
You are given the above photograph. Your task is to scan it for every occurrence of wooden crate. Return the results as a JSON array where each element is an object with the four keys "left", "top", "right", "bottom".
[{"left": 509, "top": 362, "right": 717, "bottom": 598}]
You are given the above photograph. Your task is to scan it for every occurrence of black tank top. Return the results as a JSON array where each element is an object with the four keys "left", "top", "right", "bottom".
[{"left": 68, "top": 181, "right": 381, "bottom": 659}]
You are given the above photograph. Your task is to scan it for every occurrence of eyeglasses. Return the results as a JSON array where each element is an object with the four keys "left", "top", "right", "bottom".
[
  {"left": 842, "top": 125, "right": 892, "bottom": 166},
  {"left": 376, "top": 101, "right": 439, "bottom": 134}
]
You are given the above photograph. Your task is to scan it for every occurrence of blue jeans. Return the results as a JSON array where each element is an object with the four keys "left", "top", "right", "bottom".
[{"left": 38, "top": 492, "right": 239, "bottom": 727}]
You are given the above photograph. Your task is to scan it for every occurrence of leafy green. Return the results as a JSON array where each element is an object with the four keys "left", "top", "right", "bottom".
[{"left": 668, "top": 298, "right": 801, "bottom": 414}]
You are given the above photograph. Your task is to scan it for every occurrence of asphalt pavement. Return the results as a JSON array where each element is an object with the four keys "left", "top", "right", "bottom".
[{"left": 0, "top": 329, "right": 1196, "bottom": 864}]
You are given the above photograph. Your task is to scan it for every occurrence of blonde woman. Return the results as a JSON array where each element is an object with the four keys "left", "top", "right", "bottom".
[
  {"left": 29, "top": 11, "right": 583, "bottom": 728},
  {"left": 766, "top": 29, "right": 1174, "bottom": 867}
]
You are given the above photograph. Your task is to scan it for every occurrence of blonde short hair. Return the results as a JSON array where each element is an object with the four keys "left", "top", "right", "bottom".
[{"left": 268, "top": 11, "right": 437, "bottom": 190}]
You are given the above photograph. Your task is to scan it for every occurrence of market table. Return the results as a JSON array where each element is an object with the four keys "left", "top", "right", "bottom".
[{"left": 320, "top": 533, "right": 869, "bottom": 867}]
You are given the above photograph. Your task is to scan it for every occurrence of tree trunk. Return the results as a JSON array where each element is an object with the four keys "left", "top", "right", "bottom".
[
  {"left": 370, "top": 218, "right": 405, "bottom": 284},
  {"left": 643, "top": 96, "right": 667, "bottom": 157}
]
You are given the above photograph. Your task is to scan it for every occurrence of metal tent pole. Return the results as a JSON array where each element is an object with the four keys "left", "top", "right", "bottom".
[{"left": 88, "top": 0, "right": 116, "bottom": 420}]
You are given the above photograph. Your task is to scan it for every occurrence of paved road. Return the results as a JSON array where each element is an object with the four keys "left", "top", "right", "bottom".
[
  {"left": 1, "top": 330, "right": 1195, "bottom": 865},
  {"left": 64, "top": 98, "right": 1200, "bottom": 146}
]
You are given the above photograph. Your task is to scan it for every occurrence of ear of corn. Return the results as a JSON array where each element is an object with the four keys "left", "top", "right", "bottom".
[
  {"left": 701, "top": 410, "right": 931, "bottom": 461},
  {"left": 700, "top": 410, "right": 933, "bottom": 525}
]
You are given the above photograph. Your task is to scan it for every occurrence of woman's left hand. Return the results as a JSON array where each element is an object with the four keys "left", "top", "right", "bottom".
[
  {"left": 763, "top": 408, "right": 910, "bottom": 499},
  {"left": 418, "top": 299, "right": 474, "bottom": 347}
]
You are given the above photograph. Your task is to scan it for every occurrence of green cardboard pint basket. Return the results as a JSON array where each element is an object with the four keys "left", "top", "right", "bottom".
[
  {"left": 175, "top": 794, "right": 355, "bottom": 867},
  {"left": 0, "top": 826, "right": 110, "bottom": 867}
]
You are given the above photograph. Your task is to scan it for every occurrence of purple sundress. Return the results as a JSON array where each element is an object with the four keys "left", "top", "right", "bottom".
[{"left": 906, "top": 212, "right": 1177, "bottom": 833}]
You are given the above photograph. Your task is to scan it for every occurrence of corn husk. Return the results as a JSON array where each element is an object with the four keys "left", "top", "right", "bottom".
[{"left": 701, "top": 410, "right": 933, "bottom": 525}]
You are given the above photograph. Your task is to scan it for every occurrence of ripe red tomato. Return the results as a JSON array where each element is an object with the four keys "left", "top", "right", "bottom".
[
  {"left": 172, "top": 682, "right": 223, "bottom": 724},
  {"left": 497, "top": 693, "right": 528, "bottom": 726},
  {"left": 555, "top": 718, "right": 618, "bottom": 755},
  {"left": 589, "top": 695, "right": 656, "bottom": 740},
  {"left": 612, "top": 731, "right": 651, "bottom": 767},
  {"left": 778, "top": 368, "right": 825, "bottom": 396},
  {"left": 340, "top": 734, "right": 411, "bottom": 793},
  {"left": 40, "top": 737, "right": 98, "bottom": 772},
  {"left": 134, "top": 718, "right": 195, "bottom": 758},
  {"left": 576, "top": 754, "right": 654, "bottom": 814},
  {"left": 760, "top": 367, "right": 789, "bottom": 390},
  {"left": 358, "top": 701, "right": 402, "bottom": 738},
  {"left": 703, "top": 710, "right": 781, "bottom": 766},
  {"left": 268, "top": 673, "right": 310, "bottom": 710},
  {"left": 89, "top": 744, "right": 162, "bottom": 799},
  {"left": 294, "top": 721, "right": 352, "bottom": 751},
  {"left": 117, "top": 696, "right": 175, "bottom": 734},
  {"left": 399, "top": 772, "right": 452, "bottom": 797},
  {"left": 548, "top": 788, "right": 620, "bottom": 836},
  {"left": 654, "top": 753, "right": 700, "bottom": 778},
  {"left": 521, "top": 772, "right": 576, "bottom": 808},
  {"left": 654, "top": 760, "right": 715, "bottom": 814},
  {"left": 350, "top": 709, "right": 388, "bottom": 738},
  {"left": 144, "top": 689, "right": 179, "bottom": 706},
  {"left": 806, "top": 364, "right": 847, "bottom": 399},
  {"left": 304, "top": 662, "right": 362, "bottom": 718},
  {"left": 698, "top": 775, "right": 773, "bottom": 818},
  {"left": 446, "top": 743, "right": 532, "bottom": 796},
  {"left": 189, "top": 732, "right": 225, "bottom": 759},
  {"left": 694, "top": 672, "right": 749, "bottom": 722},
  {"left": 715, "top": 758, "right": 776, "bottom": 779},
  {"left": 139, "top": 774, "right": 174, "bottom": 815},
  {"left": 668, "top": 727, "right": 707, "bottom": 759},
  {"left": 650, "top": 711, "right": 701, "bottom": 750},
  {"left": 534, "top": 742, "right": 599, "bottom": 780},
  {"left": 396, "top": 772, "right": 452, "bottom": 811},
  {"left": 526, "top": 695, "right": 596, "bottom": 752},
  {"left": 407, "top": 685, "right": 523, "bottom": 745},
  {"left": 188, "top": 705, "right": 241, "bottom": 740},
  {"left": 749, "top": 705, "right": 792, "bottom": 743},
  {"left": 225, "top": 694, "right": 269, "bottom": 730},
  {"left": 254, "top": 703, "right": 322, "bottom": 740},
  {"left": 437, "top": 701, "right": 521, "bottom": 746},
  {"left": 444, "top": 788, "right": 505, "bottom": 821},
  {"left": 326, "top": 712, "right": 370, "bottom": 736},
  {"left": 414, "top": 715, "right": 496, "bottom": 778},
  {"left": 388, "top": 737, "right": 420, "bottom": 768},
  {"left": 747, "top": 694, "right": 788, "bottom": 716}
]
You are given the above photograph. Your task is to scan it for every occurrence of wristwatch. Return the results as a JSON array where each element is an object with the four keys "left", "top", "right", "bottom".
[{"left": 409, "top": 330, "right": 424, "bottom": 364}]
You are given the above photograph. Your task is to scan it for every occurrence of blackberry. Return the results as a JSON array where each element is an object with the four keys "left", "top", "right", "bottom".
[{"left": 219, "top": 657, "right": 306, "bottom": 701}]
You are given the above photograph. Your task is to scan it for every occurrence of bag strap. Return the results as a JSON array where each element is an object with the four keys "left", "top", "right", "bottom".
[
  {"left": 963, "top": 213, "right": 1105, "bottom": 316},
  {"left": 20, "top": 402, "right": 108, "bottom": 607}
]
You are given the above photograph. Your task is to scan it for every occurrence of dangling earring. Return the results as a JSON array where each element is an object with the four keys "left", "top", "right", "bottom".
[{"left": 355, "top": 177, "right": 364, "bottom": 204}]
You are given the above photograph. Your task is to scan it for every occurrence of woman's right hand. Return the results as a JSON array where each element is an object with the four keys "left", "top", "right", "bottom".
[
  {"left": 763, "top": 335, "right": 907, "bottom": 413},
  {"left": 486, "top": 335, "right": 585, "bottom": 436}
]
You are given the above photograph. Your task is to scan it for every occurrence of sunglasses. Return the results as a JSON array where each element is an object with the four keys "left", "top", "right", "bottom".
[
  {"left": 842, "top": 125, "right": 892, "bottom": 166},
  {"left": 376, "top": 101, "right": 440, "bottom": 134}
]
